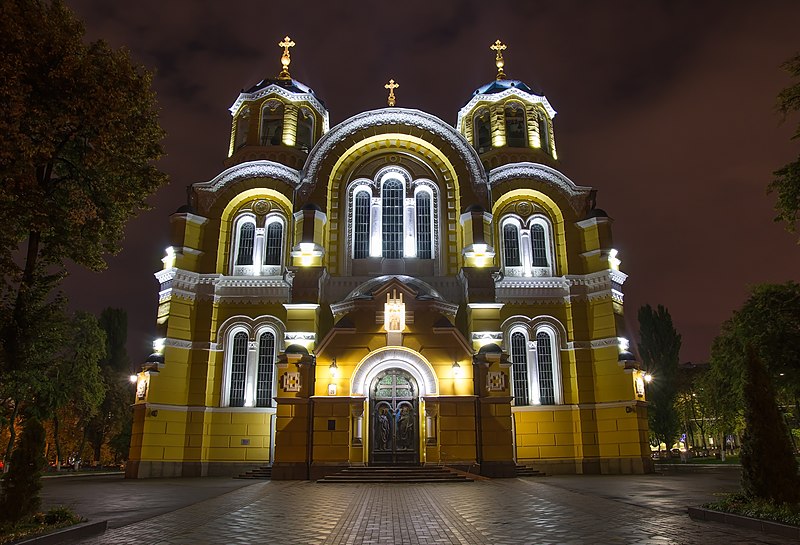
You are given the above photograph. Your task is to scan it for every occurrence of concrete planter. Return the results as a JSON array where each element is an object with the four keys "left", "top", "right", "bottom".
[{"left": 688, "top": 506, "right": 800, "bottom": 539}]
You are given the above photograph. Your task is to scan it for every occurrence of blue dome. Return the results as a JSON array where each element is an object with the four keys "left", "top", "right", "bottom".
[{"left": 472, "top": 79, "right": 542, "bottom": 97}]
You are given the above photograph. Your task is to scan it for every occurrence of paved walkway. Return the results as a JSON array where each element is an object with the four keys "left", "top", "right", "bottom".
[{"left": 56, "top": 469, "right": 796, "bottom": 545}]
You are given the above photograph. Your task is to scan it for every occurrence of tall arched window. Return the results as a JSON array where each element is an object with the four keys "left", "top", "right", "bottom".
[
  {"left": 531, "top": 224, "right": 548, "bottom": 267},
  {"left": 503, "top": 224, "right": 521, "bottom": 267},
  {"left": 505, "top": 103, "right": 527, "bottom": 147},
  {"left": 236, "top": 222, "right": 255, "bottom": 266},
  {"left": 536, "top": 331, "right": 556, "bottom": 405},
  {"left": 255, "top": 331, "right": 276, "bottom": 407},
  {"left": 510, "top": 331, "right": 530, "bottom": 406},
  {"left": 353, "top": 191, "right": 371, "bottom": 259},
  {"left": 538, "top": 114, "right": 550, "bottom": 154},
  {"left": 264, "top": 221, "right": 283, "bottom": 266},
  {"left": 229, "top": 332, "right": 248, "bottom": 407},
  {"left": 474, "top": 109, "right": 491, "bottom": 152},
  {"left": 382, "top": 180, "right": 403, "bottom": 258},
  {"left": 235, "top": 107, "right": 250, "bottom": 150},
  {"left": 296, "top": 108, "right": 314, "bottom": 150},
  {"left": 261, "top": 101, "right": 284, "bottom": 146},
  {"left": 415, "top": 191, "right": 432, "bottom": 259}
]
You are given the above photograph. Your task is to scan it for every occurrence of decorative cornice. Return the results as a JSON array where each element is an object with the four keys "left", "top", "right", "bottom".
[
  {"left": 488, "top": 162, "right": 593, "bottom": 214},
  {"left": 300, "top": 108, "right": 486, "bottom": 193},
  {"left": 194, "top": 160, "right": 300, "bottom": 193},
  {"left": 229, "top": 83, "right": 330, "bottom": 133},
  {"left": 457, "top": 87, "right": 557, "bottom": 128}
]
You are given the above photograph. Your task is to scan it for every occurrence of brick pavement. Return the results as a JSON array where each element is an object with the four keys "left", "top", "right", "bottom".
[{"left": 69, "top": 479, "right": 797, "bottom": 545}]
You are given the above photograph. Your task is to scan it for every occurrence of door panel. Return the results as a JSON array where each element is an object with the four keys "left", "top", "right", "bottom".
[{"left": 369, "top": 369, "right": 419, "bottom": 465}]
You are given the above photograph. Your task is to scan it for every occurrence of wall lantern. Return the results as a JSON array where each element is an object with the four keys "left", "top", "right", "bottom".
[
  {"left": 452, "top": 361, "right": 462, "bottom": 378},
  {"left": 329, "top": 358, "right": 339, "bottom": 379}
]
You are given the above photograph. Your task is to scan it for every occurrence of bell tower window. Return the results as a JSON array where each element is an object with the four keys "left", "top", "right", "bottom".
[
  {"left": 538, "top": 114, "right": 550, "bottom": 154},
  {"left": 505, "top": 103, "right": 527, "bottom": 147},
  {"left": 297, "top": 107, "right": 315, "bottom": 150},
  {"left": 474, "top": 109, "right": 491, "bottom": 152},
  {"left": 261, "top": 101, "right": 284, "bottom": 146},
  {"left": 415, "top": 191, "right": 432, "bottom": 259},
  {"left": 234, "top": 107, "right": 250, "bottom": 150},
  {"left": 353, "top": 190, "right": 371, "bottom": 259}
]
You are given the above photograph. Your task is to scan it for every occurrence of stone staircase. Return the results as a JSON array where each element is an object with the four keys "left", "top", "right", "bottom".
[
  {"left": 515, "top": 464, "right": 546, "bottom": 477},
  {"left": 234, "top": 465, "right": 272, "bottom": 480},
  {"left": 317, "top": 466, "right": 473, "bottom": 483}
]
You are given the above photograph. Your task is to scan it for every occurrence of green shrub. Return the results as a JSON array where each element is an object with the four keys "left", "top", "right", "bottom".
[
  {"left": 705, "top": 493, "right": 800, "bottom": 526},
  {"left": 44, "top": 506, "right": 79, "bottom": 525}
]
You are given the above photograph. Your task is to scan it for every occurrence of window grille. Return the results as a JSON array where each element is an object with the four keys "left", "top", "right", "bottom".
[
  {"left": 236, "top": 223, "right": 255, "bottom": 265},
  {"left": 256, "top": 332, "right": 276, "bottom": 407},
  {"left": 511, "top": 332, "right": 529, "bottom": 406},
  {"left": 353, "top": 191, "right": 371, "bottom": 258},
  {"left": 235, "top": 108, "right": 249, "bottom": 149},
  {"left": 474, "top": 109, "right": 491, "bottom": 151},
  {"left": 503, "top": 224, "right": 521, "bottom": 266},
  {"left": 296, "top": 108, "right": 314, "bottom": 150},
  {"left": 261, "top": 103, "right": 283, "bottom": 146},
  {"left": 264, "top": 222, "right": 283, "bottom": 266},
  {"left": 539, "top": 116, "right": 550, "bottom": 153},
  {"left": 229, "top": 332, "right": 248, "bottom": 407},
  {"left": 415, "top": 192, "right": 432, "bottom": 259},
  {"left": 531, "top": 224, "right": 549, "bottom": 267},
  {"left": 537, "top": 331, "right": 556, "bottom": 405},
  {"left": 382, "top": 180, "right": 403, "bottom": 258}
]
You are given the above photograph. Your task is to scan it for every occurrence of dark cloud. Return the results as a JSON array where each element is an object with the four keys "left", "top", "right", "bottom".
[{"left": 62, "top": 0, "right": 800, "bottom": 365}]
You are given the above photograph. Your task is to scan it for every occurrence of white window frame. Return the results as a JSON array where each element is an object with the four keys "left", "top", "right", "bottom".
[
  {"left": 260, "top": 99, "right": 284, "bottom": 146},
  {"left": 230, "top": 211, "right": 285, "bottom": 276},
  {"left": 528, "top": 215, "right": 554, "bottom": 277},
  {"left": 221, "top": 324, "right": 282, "bottom": 408},
  {"left": 500, "top": 216, "right": 524, "bottom": 277},
  {"left": 506, "top": 322, "right": 563, "bottom": 406}
]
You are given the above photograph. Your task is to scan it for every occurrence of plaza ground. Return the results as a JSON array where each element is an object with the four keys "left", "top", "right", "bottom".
[{"left": 41, "top": 466, "right": 796, "bottom": 544}]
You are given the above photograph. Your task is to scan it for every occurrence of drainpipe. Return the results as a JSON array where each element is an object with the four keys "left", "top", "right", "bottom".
[
  {"left": 473, "top": 359, "right": 483, "bottom": 473},
  {"left": 306, "top": 355, "right": 316, "bottom": 480}
]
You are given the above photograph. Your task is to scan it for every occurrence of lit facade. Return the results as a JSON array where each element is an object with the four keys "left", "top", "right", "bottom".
[{"left": 127, "top": 40, "right": 652, "bottom": 479}]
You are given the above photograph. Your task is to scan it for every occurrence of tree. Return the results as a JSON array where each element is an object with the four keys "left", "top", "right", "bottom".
[
  {"left": 0, "top": 417, "right": 46, "bottom": 523},
  {"left": 0, "top": 0, "right": 166, "bottom": 458},
  {"left": 638, "top": 304, "right": 682, "bottom": 452},
  {"left": 769, "top": 54, "right": 800, "bottom": 236},
  {"left": 43, "top": 312, "right": 106, "bottom": 469},
  {"left": 740, "top": 347, "right": 800, "bottom": 503},
  {"left": 87, "top": 308, "right": 131, "bottom": 465}
]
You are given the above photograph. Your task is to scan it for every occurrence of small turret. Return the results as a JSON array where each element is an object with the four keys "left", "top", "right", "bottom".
[{"left": 225, "top": 36, "right": 329, "bottom": 169}]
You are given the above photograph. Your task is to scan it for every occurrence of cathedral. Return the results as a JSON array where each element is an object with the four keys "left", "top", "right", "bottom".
[{"left": 127, "top": 38, "right": 653, "bottom": 480}]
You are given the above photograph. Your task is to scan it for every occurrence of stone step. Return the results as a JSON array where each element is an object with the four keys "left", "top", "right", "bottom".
[
  {"left": 515, "top": 464, "right": 546, "bottom": 477},
  {"left": 317, "top": 466, "right": 473, "bottom": 483},
  {"left": 234, "top": 466, "right": 272, "bottom": 480}
]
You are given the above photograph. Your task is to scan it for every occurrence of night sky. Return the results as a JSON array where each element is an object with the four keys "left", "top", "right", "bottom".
[{"left": 61, "top": 0, "right": 800, "bottom": 367}]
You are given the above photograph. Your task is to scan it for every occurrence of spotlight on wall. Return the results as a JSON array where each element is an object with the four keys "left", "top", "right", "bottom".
[
  {"left": 644, "top": 373, "right": 653, "bottom": 383},
  {"left": 329, "top": 358, "right": 339, "bottom": 379},
  {"left": 129, "top": 374, "right": 138, "bottom": 383}
]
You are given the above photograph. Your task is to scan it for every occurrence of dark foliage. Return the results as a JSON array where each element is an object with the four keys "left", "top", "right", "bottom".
[{"left": 0, "top": 417, "right": 46, "bottom": 522}]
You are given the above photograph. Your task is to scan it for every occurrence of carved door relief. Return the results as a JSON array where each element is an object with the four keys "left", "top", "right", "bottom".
[{"left": 370, "top": 368, "right": 419, "bottom": 464}]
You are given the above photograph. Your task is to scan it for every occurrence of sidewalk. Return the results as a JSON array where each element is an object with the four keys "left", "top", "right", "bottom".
[{"left": 41, "top": 468, "right": 797, "bottom": 545}]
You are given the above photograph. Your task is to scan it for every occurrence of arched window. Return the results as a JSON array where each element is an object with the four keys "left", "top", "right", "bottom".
[
  {"left": 531, "top": 224, "right": 548, "bottom": 267},
  {"left": 296, "top": 108, "right": 314, "bottom": 150},
  {"left": 536, "top": 331, "right": 556, "bottom": 405},
  {"left": 229, "top": 332, "right": 248, "bottom": 407},
  {"left": 235, "top": 107, "right": 250, "bottom": 150},
  {"left": 474, "top": 109, "right": 491, "bottom": 152},
  {"left": 505, "top": 103, "right": 527, "bottom": 147},
  {"left": 503, "top": 223, "right": 521, "bottom": 267},
  {"left": 255, "top": 331, "right": 276, "bottom": 407},
  {"left": 415, "top": 191, "right": 432, "bottom": 259},
  {"left": 510, "top": 331, "right": 530, "bottom": 406},
  {"left": 382, "top": 179, "right": 403, "bottom": 258},
  {"left": 264, "top": 221, "right": 283, "bottom": 266},
  {"left": 538, "top": 114, "right": 550, "bottom": 154},
  {"left": 261, "top": 101, "right": 284, "bottom": 146},
  {"left": 235, "top": 222, "right": 255, "bottom": 266},
  {"left": 353, "top": 190, "right": 371, "bottom": 259}
]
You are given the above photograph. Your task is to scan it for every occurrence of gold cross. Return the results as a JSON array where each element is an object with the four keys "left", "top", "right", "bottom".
[
  {"left": 490, "top": 39, "right": 507, "bottom": 80},
  {"left": 385, "top": 78, "right": 399, "bottom": 107},
  {"left": 278, "top": 35, "right": 295, "bottom": 79}
]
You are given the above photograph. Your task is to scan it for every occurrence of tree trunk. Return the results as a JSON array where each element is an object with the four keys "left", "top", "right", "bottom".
[
  {"left": 53, "top": 413, "right": 62, "bottom": 471},
  {"left": 3, "top": 401, "right": 20, "bottom": 471}
]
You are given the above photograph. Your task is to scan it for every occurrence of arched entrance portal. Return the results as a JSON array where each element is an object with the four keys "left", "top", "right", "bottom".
[{"left": 369, "top": 368, "right": 419, "bottom": 465}]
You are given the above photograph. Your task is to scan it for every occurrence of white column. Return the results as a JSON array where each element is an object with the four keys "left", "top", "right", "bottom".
[
  {"left": 253, "top": 227, "right": 265, "bottom": 275},
  {"left": 404, "top": 197, "right": 416, "bottom": 257},
  {"left": 244, "top": 340, "right": 258, "bottom": 406},
  {"left": 370, "top": 197, "right": 381, "bottom": 257},
  {"left": 520, "top": 229, "right": 532, "bottom": 277}
]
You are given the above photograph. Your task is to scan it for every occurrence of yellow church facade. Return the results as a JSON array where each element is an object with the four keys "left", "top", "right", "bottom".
[{"left": 127, "top": 40, "right": 652, "bottom": 480}]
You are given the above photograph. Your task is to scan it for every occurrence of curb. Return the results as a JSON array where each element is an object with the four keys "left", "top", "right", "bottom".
[
  {"left": 42, "top": 471, "right": 123, "bottom": 479},
  {"left": 688, "top": 506, "right": 800, "bottom": 539},
  {"left": 10, "top": 520, "right": 108, "bottom": 545}
]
